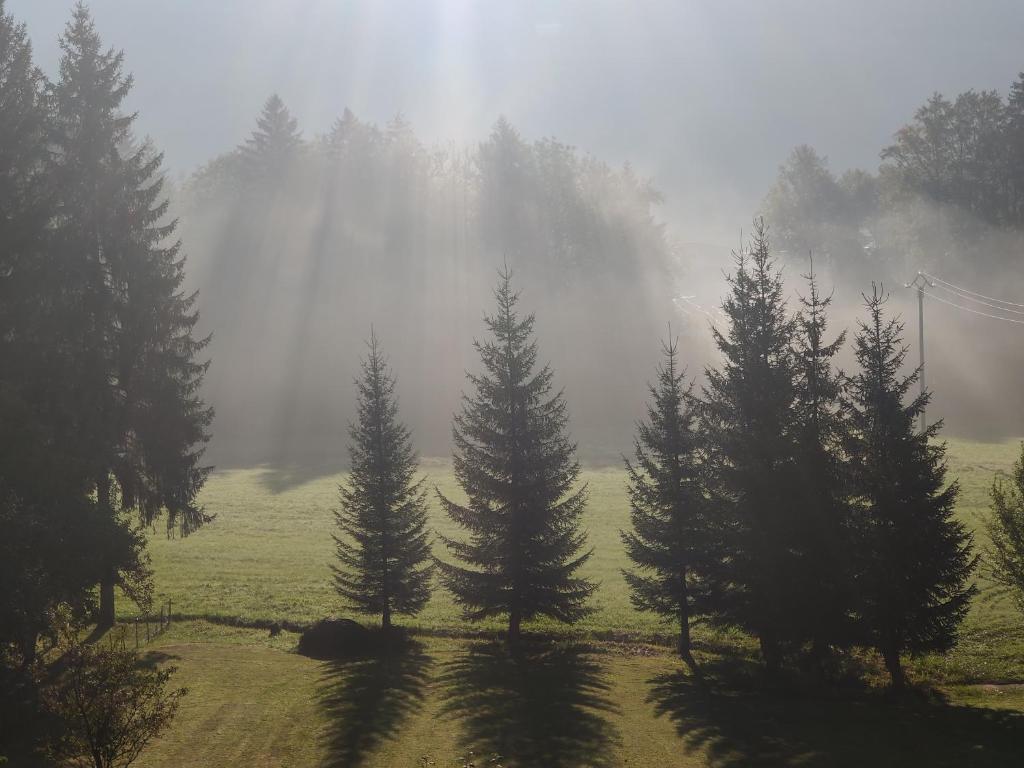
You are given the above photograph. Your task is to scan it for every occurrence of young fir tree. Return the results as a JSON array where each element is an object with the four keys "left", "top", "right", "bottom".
[
  {"left": 701, "top": 220, "right": 801, "bottom": 672},
  {"left": 436, "top": 269, "right": 595, "bottom": 642},
  {"left": 621, "top": 336, "right": 712, "bottom": 670},
  {"left": 848, "top": 286, "right": 976, "bottom": 689},
  {"left": 334, "top": 334, "right": 433, "bottom": 630},
  {"left": 50, "top": 5, "right": 213, "bottom": 625},
  {"left": 790, "top": 262, "right": 855, "bottom": 665},
  {"left": 985, "top": 443, "right": 1024, "bottom": 615}
]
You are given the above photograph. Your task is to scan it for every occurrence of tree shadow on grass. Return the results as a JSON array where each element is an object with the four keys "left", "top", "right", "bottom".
[
  {"left": 438, "top": 639, "right": 620, "bottom": 768},
  {"left": 648, "top": 660, "right": 1024, "bottom": 767},
  {"left": 256, "top": 461, "right": 345, "bottom": 494},
  {"left": 317, "top": 636, "right": 432, "bottom": 767}
]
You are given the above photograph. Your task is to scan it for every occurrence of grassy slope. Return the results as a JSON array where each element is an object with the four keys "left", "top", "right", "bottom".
[{"left": 135, "top": 437, "right": 1024, "bottom": 683}]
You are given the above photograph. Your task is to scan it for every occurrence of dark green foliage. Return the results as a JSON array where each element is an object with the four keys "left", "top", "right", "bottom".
[
  {"left": 50, "top": 4, "right": 213, "bottom": 536},
  {"left": 847, "top": 286, "right": 977, "bottom": 688},
  {"left": 789, "top": 263, "right": 856, "bottom": 661},
  {"left": 621, "top": 336, "right": 712, "bottom": 666},
  {"left": 985, "top": 442, "right": 1024, "bottom": 615},
  {"left": 437, "top": 270, "right": 595, "bottom": 640},
  {"left": 334, "top": 335, "right": 433, "bottom": 629},
  {"left": 700, "top": 221, "right": 801, "bottom": 670},
  {"left": 0, "top": 489, "right": 150, "bottom": 669}
]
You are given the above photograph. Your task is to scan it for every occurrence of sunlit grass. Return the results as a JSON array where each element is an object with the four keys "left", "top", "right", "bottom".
[{"left": 129, "top": 437, "right": 1024, "bottom": 682}]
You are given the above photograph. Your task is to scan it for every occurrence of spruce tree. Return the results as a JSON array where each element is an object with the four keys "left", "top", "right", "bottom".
[
  {"left": 334, "top": 333, "right": 433, "bottom": 630},
  {"left": 848, "top": 286, "right": 976, "bottom": 689},
  {"left": 50, "top": 5, "right": 213, "bottom": 625},
  {"left": 436, "top": 269, "right": 594, "bottom": 641},
  {"left": 238, "top": 93, "right": 302, "bottom": 182},
  {"left": 985, "top": 443, "right": 1024, "bottom": 615},
  {"left": 621, "top": 336, "right": 712, "bottom": 670},
  {"left": 701, "top": 220, "right": 800, "bottom": 672},
  {"left": 790, "top": 262, "right": 855, "bottom": 665}
]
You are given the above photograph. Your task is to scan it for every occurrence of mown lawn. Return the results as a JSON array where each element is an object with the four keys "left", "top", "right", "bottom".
[
  {"left": 132, "top": 437, "right": 1024, "bottom": 684},
  {"left": 56, "top": 437, "right": 1021, "bottom": 767},
  {"left": 126, "top": 622, "right": 1024, "bottom": 768}
]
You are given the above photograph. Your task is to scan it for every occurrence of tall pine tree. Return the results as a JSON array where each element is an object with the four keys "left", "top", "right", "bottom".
[
  {"left": 238, "top": 93, "right": 302, "bottom": 182},
  {"left": 701, "top": 220, "right": 801, "bottom": 672},
  {"left": 437, "top": 269, "right": 594, "bottom": 641},
  {"left": 848, "top": 286, "right": 976, "bottom": 689},
  {"left": 50, "top": 5, "right": 213, "bottom": 625},
  {"left": 790, "top": 262, "right": 855, "bottom": 666},
  {"left": 621, "top": 336, "right": 713, "bottom": 670},
  {"left": 334, "top": 333, "right": 433, "bottom": 630}
]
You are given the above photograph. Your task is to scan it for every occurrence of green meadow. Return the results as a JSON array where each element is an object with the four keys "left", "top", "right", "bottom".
[{"left": 99, "top": 437, "right": 1024, "bottom": 767}]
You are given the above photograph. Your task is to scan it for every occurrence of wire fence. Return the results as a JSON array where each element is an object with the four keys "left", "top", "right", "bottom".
[{"left": 103, "top": 599, "right": 173, "bottom": 651}]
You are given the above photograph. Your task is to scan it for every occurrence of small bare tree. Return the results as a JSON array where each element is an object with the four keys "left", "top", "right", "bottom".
[{"left": 47, "top": 635, "right": 186, "bottom": 768}]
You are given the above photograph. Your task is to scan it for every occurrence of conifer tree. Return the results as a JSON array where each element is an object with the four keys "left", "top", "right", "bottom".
[
  {"left": 701, "top": 220, "right": 800, "bottom": 672},
  {"left": 238, "top": 93, "right": 302, "bottom": 182},
  {"left": 848, "top": 286, "right": 976, "bottom": 689},
  {"left": 985, "top": 443, "right": 1024, "bottom": 615},
  {"left": 621, "top": 336, "right": 712, "bottom": 669},
  {"left": 50, "top": 4, "right": 213, "bottom": 625},
  {"left": 436, "top": 269, "right": 595, "bottom": 642},
  {"left": 334, "top": 333, "right": 433, "bottom": 630},
  {"left": 790, "top": 262, "right": 855, "bottom": 664}
]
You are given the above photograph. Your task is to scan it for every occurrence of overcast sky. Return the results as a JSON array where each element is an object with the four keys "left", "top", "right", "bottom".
[{"left": 9, "top": 0, "right": 1024, "bottom": 245}]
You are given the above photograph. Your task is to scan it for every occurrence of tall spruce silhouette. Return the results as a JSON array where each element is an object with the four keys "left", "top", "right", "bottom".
[
  {"left": 848, "top": 286, "right": 976, "bottom": 689},
  {"left": 334, "top": 333, "right": 433, "bottom": 630},
  {"left": 622, "top": 336, "right": 712, "bottom": 670},
  {"left": 437, "top": 268, "right": 594, "bottom": 641},
  {"left": 50, "top": 4, "right": 213, "bottom": 625},
  {"left": 701, "top": 220, "right": 801, "bottom": 673},
  {"left": 790, "top": 261, "right": 855, "bottom": 666}
]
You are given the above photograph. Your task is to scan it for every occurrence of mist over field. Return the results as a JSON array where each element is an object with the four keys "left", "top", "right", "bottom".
[{"left": 8, "top": 0, "right": 1024, "bottom": 461}]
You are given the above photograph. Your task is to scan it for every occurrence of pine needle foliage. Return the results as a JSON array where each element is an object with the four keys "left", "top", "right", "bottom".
[
  {"left": 848, "top": 285, "right": 976, "bottom": 688},
  {"left": 700, "top": 220, "right": 801, "bottom": 671},
  {"left": 790, "top": 261, "right": 856, "bottom": 661},
  {"left": 436, "top": 268, "right": 595, "bottom": 640},
  {"left": 621, "top": 335, "right": 713, "bottom": 667},
  {"left": 986, "top": 442, "right": 1024, "bottom": 615},
  {"left": 334, "top": 333, "right": 433, "bottom": 629}
]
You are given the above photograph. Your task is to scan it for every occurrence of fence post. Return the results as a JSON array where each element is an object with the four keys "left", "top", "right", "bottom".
[{"left": 167, "top": 598, "right": 172, "bottom": 628}]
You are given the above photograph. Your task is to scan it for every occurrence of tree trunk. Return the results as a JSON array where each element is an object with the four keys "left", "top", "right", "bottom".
[
  {"left": 760, "top": 634, "right": 780, "bottom": 677},
  {"left": 96, "top": 472, "right": 115, "bottom": 629},
  {"left": 382, "top": 604, "right": 392, "bottom": 632},
  {"left": 883, "top": 646, "right": 906, "bottom": 691},
  {"left": 678, "top": 573, "right": 698, "bottom": 673},
  {"left": 508, "top": 610, "right": 521, "bottom": 643}
]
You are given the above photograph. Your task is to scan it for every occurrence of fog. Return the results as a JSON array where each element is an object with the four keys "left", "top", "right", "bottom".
[{"left": 9, "top": 0, "right": 1024, "bottom": 465}]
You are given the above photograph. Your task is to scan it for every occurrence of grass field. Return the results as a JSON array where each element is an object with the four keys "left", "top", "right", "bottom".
[{"left": 101, "top": 437, "right": 1024, "bottom": 767}]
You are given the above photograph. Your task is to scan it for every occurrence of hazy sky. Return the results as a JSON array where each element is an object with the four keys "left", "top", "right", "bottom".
[{"left": 10, "top": 0, "right": 1024, "bottom": 245}]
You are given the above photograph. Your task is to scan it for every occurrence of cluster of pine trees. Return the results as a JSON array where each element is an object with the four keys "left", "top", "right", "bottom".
[
  {"left": 332, "top": 224, "right": 976, "bottom": 689},
  {"left": 0, "top": 1, "right": 212, "bottom": 669}
]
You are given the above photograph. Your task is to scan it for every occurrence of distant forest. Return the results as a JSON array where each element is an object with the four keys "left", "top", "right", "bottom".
[
  {"left": 176, "top": 78, "right": 1024, "bottom": 463},
  {"left": 179, "top": 100, "right": 677, "bottom": 463}
]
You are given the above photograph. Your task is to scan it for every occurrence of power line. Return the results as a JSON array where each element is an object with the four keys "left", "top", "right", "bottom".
[
  {"left": 921, "top": 271, "right": 1024, "bottom": 309},
  {"left": 927, "top": 279, "right": 1024, "bottom": 316},
  {"left": 921, "top": 289, "right": 1024, "bottom": 325}
]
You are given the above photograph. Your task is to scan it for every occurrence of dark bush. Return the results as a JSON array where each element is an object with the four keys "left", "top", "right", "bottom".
[{"left": 297, "top": 619, "right": 375, "bottom": 660}]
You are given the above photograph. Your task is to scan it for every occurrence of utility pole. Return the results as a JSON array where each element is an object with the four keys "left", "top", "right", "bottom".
[{"left": 905, "top": 272, "right": 934, "bottom": 434}]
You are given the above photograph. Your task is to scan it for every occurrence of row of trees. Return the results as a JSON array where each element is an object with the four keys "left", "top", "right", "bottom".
[{"left": 333, "top": 226, "right": 977, "bottom": 689}]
